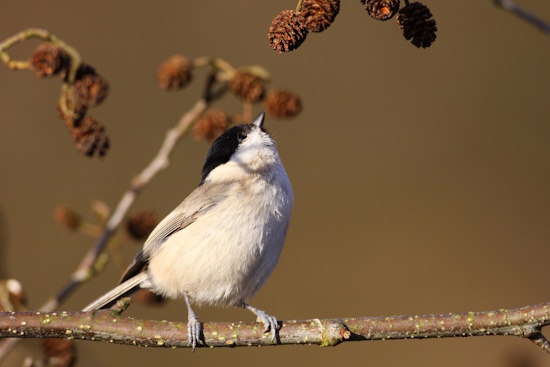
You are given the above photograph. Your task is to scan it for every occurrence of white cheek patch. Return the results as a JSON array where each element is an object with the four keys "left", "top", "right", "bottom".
[{"left": 206, "top": 161, "right": 248, "bottom": 183}]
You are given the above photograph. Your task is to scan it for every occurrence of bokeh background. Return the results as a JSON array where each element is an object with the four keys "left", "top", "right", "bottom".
[{"left": 1, "top": 1, "right": 550, "bottom": 366}]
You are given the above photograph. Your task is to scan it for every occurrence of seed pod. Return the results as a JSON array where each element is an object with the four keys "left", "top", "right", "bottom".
[
  {"left": 229, "top": 70, "right": 265, "bottom": 103},
  {"left": 301, "top": 0, "right": 340, "bottom": 33},
  {"left": 70, "top": 115, "right": 110, "bottom": 157},
  {"left": 157, "top": 55, "right": 193, "bottom": 90},
  {"left": 268, "top": 10, "right": 309, "bottom": 53},
  {"left": 361, "top": 0, "right": 400, "bottom": 21},
  {"left": 397, "top": 2, "right": 437, "bottom": 48},
  {"left": 264, "top": 89, "right": 302, "bottom": 118},
  {"left": 54, "top": 205, "right": 82, "bottom": 231},
  {"left": 30, "top": 43, "right": 68, "bottom": 77},
  {"left": 193, "top": 109, "right": 230, "bottom": 141},
  {"left": 72, "top": 69, "right": 110, "bottom": 107}
]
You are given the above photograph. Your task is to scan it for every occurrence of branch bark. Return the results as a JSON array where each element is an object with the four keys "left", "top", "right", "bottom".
[
  {"left": 1, "top": 302, "right": 550, "bottom": 353},
  {"left": 494, "top": 0, "right": 550, "bottom": 36}
]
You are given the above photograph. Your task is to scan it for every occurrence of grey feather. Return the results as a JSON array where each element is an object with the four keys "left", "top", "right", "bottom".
[
  {"left": 84, "top": 184, "right": 230, "bottom": 312},
  {"left": 140, "top": 183, "right": 229, "bottom": 255},
  {"left": 82, "top": 272, "right": 149, "bottom": 312}
]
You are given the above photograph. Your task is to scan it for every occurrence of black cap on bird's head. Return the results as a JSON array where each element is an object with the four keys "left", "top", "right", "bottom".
[{"left": 200, "top": 112, "right": 268, "bottom": 185}]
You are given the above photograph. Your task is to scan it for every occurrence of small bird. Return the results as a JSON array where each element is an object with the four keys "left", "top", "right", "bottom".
[{"left": 83, "top": 112, "right": 294, "bottom": 350}]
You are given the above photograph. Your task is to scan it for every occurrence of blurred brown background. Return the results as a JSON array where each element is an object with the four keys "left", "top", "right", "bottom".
[{"left": 1, "top": 1, "right": 550, "bottom": 366}]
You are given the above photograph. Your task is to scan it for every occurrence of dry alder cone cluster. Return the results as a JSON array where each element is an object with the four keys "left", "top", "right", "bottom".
[
  {"left": 54, "top": 205, "right": 82, "bottom": 231},
  {"left": 193, "top": 109, "right": 231, "bottom": 141},
  {"left": 29, "top": 43, "right": 68, "bottom": 77},
  {"left": 268, "top": 0, "right": 437, "bottom": 52},
  {"left": 302, "top": 0, "right": 341, "bottom": 32},
  {"left": 156, "top": 55, "right": 193, "bottom": 90},
  {"left": 361, "top": 0, "right": 400, "bottom": 20},
  {"left": 30, "top": 43, "right": 110, "bottom": 158},
  {"left": 229, "top": 69, "right": 266, "bottom": 103},
  {"left": 396, "top": 2, "right": 437, "bottom": 48},
  {"left": 264, "top": 89, "right": 302, "bottom": 118},
  {"left": 268, "top": 10, "right": 310, "bottom": 53},
  {"left": 156, "top": 54, "right": 303, "bottom": 141}
]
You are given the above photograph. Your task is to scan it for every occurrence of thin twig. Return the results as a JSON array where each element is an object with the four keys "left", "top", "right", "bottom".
[
  {"left": 0, "top": 29, "right": 82, "bottom": 119},
  {"left": 526, "top": 327, "right": 550, "bottom": 355},
  {"left": 0, "top": 28, "right": 80, "bottom": 79},
  {"left": 2, "top": 302, "right": 550, "bottom": 352},
  {"left": 494, "top": 0, "right": 550, "bottom": 36},
  {"left": 296, "top": 0, "right": 304, "bottom": 13}
]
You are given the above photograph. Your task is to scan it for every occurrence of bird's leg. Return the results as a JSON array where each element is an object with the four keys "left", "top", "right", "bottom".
[
  {"left": 184, "top": 293, "right": 202, "bottom": 351},
  {"left": 241, "top": 302, "right": 279, "bottom": 341}
]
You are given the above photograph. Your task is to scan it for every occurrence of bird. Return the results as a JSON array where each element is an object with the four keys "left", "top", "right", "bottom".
[{"left": 83, "top": 112, "right": 294, "bottom": 350}]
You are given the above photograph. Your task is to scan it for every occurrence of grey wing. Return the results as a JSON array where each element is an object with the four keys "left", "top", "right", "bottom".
[
  {"left": 83, "top": 272, "right": 148, "bottom": 311},
  {"left": 119, "top": 183, "right": 229, "bottom": 283}
]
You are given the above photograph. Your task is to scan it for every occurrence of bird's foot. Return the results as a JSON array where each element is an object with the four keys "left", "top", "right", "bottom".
[
  {"left": 187, "top": 311, "right": 202, "bottom": 351},
  {"left": 242, "top": 303, "right": 279, "bottom": 342},
  {"left": 184, "top": 293, "right": 202, "bottom": 351}
]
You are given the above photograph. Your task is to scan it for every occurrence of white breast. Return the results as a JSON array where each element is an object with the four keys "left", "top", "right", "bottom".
[{"left": 147, "top": 164, "right": 293, "bottom": 307}]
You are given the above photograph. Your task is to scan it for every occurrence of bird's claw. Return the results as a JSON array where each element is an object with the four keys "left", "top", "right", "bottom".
[
  {"left": 187, "top": 313, "right": 202, "bottom": 351},
  {"left": 255, "top": 310, "right": 279, "bottom": 341},
  {"left": 242, "top": 303, "right": 280, "bottom": 342}
]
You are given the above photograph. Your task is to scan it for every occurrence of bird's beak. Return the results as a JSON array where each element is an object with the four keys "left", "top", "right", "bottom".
[{"left": 252, "top": 112, "right": 265, "bottom": 128}]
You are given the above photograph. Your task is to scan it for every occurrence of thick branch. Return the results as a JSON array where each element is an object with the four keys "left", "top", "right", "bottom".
[{"left": 1, "top": 302, "right": 550, "bottom": 352}]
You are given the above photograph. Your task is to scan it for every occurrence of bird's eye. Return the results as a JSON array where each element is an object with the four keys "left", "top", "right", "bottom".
[{"left": 238, "top": 133, "right": 247, "bottom": 142}]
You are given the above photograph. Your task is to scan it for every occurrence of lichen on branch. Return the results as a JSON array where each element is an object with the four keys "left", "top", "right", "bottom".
[{"left": 2, "top": 302, "right": 550, "bottom": 353}]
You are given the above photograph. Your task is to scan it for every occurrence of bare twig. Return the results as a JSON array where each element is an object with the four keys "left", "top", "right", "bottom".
[
  {"left": 0, "top": 28, "right": 81, "bottom": 80},
  {"left": 494, "top": 0, "right": 550, "bottom": 36},
  {"left": 0, "top": 28, "right": 83, "bottom": 120},
  {"left": 296, "top": 0, "right": 304, "bottom": 13},
  {"left": 526, "top": 327, "right": 550, "bottom": 355},
  {"left": 1, "top": 302, "right": 550, "bottom": 353}
]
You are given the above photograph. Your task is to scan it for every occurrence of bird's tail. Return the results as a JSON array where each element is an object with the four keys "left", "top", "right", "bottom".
[{"left": 82, "top": 272, "right": 149, "bottom": 312}]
